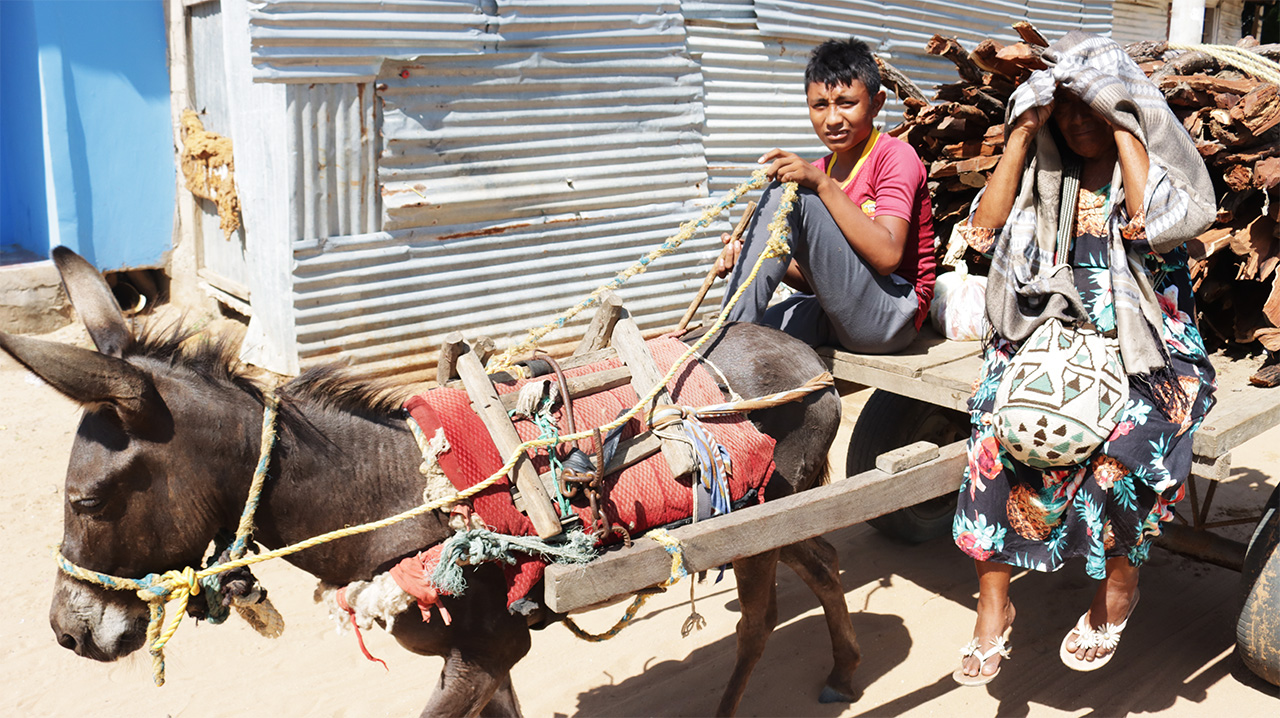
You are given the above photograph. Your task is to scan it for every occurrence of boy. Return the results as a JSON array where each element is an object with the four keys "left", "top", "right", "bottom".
[{"left": 716, "top": 37, "right": 935, "bottom": 353}]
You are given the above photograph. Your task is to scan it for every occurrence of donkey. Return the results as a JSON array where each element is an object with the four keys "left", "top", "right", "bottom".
[{"left": 1, "top": 247, "right": 857, "bottom": 716}]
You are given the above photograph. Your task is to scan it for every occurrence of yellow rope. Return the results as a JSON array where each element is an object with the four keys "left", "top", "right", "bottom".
[
  {"left": 562, "top": 529, "right": 689, "bottom": 641},
  {"left": 55, "top": 175, "right": 801, "bottom": 686},
  {"left": 1167, "top": 43, "right": 1280, "bottom": 85},
  {"left": 486, "top": 169, "right": 774, "bottom": 372}
]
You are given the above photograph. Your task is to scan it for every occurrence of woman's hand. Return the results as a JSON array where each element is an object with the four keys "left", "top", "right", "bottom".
[
  {"left": 759, "top": 149, "right": 828, "bottom": 191},
  {"left": 1010, "top": 101, "right": 1055, "bottom": 140}
]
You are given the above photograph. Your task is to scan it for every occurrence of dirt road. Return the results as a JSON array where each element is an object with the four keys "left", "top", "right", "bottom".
[{"left": 1, "top": 321, "right": 1276, "bottom": 716}]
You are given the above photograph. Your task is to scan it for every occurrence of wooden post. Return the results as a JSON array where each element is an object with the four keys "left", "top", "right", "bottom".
[
  {"left": 610, "top": 313, "right": 695, "bottom": 479},
  {"left": 436, "top": 332, "right": 467, "bottom": 386},
  {"left": 675, "top": 200, "right": 756, "bottom": 333},
  {"left": 472, "top": 336, "right": 497, "bottom": 366},
  {"left": 455, "top": 349, "right": 564, "bottom": 539},
  {"left": 575, "top": 290, "right": 624, "bottom": 355}
]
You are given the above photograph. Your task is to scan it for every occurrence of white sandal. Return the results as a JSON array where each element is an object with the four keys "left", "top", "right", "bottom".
[
  {"left": 1060, "top": 590, "right": 1140, "bottom": 672},
  {"left": 953, "top": 630, "right": 1011, "bottom": 686}
]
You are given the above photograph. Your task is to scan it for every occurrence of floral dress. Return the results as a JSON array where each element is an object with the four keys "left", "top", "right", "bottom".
[{"left": 952, "top": 185, "right": 1217, "bottom": 578}]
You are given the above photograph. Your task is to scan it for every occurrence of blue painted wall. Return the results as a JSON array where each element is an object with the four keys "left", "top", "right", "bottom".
[
  {"left": 0, "top": 0, "right": 49, "bottom": 261},
  {"left": 1, "top": 0, "right": 173, "bottom": 269}
]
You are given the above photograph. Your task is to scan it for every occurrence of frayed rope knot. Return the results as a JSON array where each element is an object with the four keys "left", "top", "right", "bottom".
[{"left": 431, "top": 528, "right": 599, "bottom": 596}]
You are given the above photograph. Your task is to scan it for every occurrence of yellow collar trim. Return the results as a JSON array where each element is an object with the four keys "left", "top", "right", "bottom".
[{"left": 826, "top": 128, "right": 880, "bottom": 191}]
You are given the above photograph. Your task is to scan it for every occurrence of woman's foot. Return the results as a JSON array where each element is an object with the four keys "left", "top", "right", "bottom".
[
  {"left": 957, "top": 597, "right": 1016, "bottom": 682},
  {"left": 1063, "top": 561, "right": 1140, "bottom": 667}
]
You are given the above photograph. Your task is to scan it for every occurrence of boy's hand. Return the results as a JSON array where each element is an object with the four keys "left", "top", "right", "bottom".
[
  {"left": 759, "top": 149, "right": 826, "bottom": 190},
  {"left": 714, "top": 231, "right": 742, "bottom": 278}
]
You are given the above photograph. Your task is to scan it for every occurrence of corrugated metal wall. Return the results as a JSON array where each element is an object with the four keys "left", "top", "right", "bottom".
[
  {"left": 287, "top": 1, "right": 724, "bottom": 377},
  {"left": 1111, "top": 0, "right": 1169, "bottom": 45},
  {"left": 243, "top": 0, "right": 1118, "bottom": 378},
  {"left": 247, "top": 0, "right": 494, "bottom": 82}
]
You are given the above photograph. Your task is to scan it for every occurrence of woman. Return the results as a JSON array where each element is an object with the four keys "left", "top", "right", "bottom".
[{"left": 951, "top": 33, "right": 1218, "bottom": 685}]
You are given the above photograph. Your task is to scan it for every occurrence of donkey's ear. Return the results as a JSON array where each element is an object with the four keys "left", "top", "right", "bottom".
[
  {"left": 51, "top": 246, "right": 133, "bottom": 358},
  {"left": 0, "top": 332, "right": 163, "bottom": 434}
]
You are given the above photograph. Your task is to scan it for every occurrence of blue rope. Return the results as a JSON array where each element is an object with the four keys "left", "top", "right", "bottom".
[{"left": 431, "top": 528, "right": 598, "bottom": 596}]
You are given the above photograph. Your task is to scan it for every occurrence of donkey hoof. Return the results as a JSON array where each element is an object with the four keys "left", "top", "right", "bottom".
[{"left": 818, "top": 685, "right": 859, "bottom": 704}]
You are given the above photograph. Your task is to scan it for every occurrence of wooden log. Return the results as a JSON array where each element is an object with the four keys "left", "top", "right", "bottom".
[
  {"left": 970, "top": 39, "right": 1026, "bottom": 81},
  {"left": 1255, "top": 157, "right": 1280, "bottom": 192},
  {"left": 455, "top": 349, "right": 564, "bottom": 538},
  {"left": 926, "top": 35, "right": 984, "bottom": 85},
  {"left": 1231, "top": 84, "right": 1280, "bottom": 136},
  {"left": 1188, "top": 227, "right": 1236, "bottom": 260},
  {"left": 1225, "top": 164, "right": 1255, "bottom": 193},
  {"left": 1159, "top": 73, "right": 1263, "bottom": 96},
  {"left": 994, "top": 42, "right": 1048, "bottom": 72},
  {"left": 436, "top": 332, "right": 467, "bottom": 385},
  {"left": 1150, "top": 51, "right": 1220, "bottom": 85},
  {"left": 543, "top": 440, "right": 969, "bottom": 613},
  {"left": 1012, "top": 20, "right": 1049, "bottom": 47},
  {"left": 963, "top": 86, "right": 1007, "bottom": 120},
  {"left": 1125, "top": 40, "right": 1168, "bottom": 62},
  {"left": 876, "top": 56, "right": 929, "bottom": 104},
  {"left": 610, "top": 313, "right": 695, "bottom": 479},
  {"left": 575, "top": 289, "right": 624, "bottom": 355}
]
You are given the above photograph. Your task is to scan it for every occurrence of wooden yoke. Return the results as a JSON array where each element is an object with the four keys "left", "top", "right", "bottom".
[
  {"left": 610, "top": 308, "right": 696, "bottom": 480},
  {"left": 454, "top": 344, "right": 565, "bottom": 539}
]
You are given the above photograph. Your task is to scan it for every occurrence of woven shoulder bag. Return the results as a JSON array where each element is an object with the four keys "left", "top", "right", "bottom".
[{"left": 990, "top": 163, "right": 1129, "bottom": 469}]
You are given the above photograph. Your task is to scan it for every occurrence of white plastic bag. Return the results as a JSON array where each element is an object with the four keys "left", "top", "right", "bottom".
[{"left": 930, "top": 261, "right": 989, "bottom": 341}]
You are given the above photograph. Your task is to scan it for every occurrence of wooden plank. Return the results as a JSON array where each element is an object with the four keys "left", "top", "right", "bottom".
[
  {"left": 875, "top": 440, "right": 940, "bottom": 473},
  {"left": 1191, "top": 352, "right": 1280, "bottom": 458},
  {"left": 498, "top": 366, "right": 632, "bottom": 412},
  {"left": 436, "top": 332, "right": 467, "bottom": 385},
  {"left": 815, "top": 326, "right": 981, "bottom": 380},
  {"left": 821, "top": 353, "right": 971, "bottom": 412},
  {"left": 443, "top": 347, "right": 618, "bottom": 392},
  {"left": 455, "top": 350, "right": 564, "bottom": 539},
  {"left": 543, "top": 439, "right": 968, "bottom": 614},
  {"left": 610, "top": 313, "right": 695, "bottom": 478},
  {"left": 575, "top": 290, "right": 624, "bottom": 355}
]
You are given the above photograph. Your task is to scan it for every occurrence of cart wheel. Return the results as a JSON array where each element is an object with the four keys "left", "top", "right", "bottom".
[
  {"left": 1237, "top": 483, "right": 1280, "bottom": 686},
  {"left": 847, "top": 390, "right": 968, "bottom": 544}
]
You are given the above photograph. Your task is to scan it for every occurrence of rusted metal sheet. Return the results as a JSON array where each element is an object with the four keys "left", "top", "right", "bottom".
[{"left": 247, "top": 0, "right": 495, "bottom": 83}]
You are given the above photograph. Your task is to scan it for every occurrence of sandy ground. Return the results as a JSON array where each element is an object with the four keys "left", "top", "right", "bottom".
[{"left": 1, "top": 319, "right": 1277, "bottom": 717}]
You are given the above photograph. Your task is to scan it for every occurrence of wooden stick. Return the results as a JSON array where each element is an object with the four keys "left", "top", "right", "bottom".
[{"left": 675, "top": 200, "right": 757, "bottom": 333}]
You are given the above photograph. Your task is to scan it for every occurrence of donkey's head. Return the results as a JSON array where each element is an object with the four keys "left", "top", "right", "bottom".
[{"left": 0, "top": 248, "right": 264, "bottom": 661}]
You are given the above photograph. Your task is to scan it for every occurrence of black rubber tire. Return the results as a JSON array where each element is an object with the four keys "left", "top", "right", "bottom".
[
  {"left": 847, "top": 390, "right": 969, "bottom": 544},
  {"left": 1237, "top": 483, "right": 1280, "bottom": 687}
]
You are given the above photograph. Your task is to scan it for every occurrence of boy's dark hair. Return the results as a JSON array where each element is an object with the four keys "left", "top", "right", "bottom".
[{"left": 805, "top": 37, "right": 881, "bottom": 97}]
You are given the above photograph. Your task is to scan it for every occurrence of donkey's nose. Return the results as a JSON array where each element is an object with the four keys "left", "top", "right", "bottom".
[{"left": 56, "top": 632, "right": 78, "bottom": 652}]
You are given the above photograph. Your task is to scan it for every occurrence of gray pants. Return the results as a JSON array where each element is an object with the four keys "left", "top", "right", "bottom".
[{"left": 722, "top": 182, "right": 919, "bottom": 353}]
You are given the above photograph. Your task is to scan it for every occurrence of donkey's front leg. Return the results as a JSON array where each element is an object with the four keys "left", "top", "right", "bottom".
[
  {"left": 479, "top": 673, "right": 522, "bottom": 717},
  {"left": 424, "top": 651, "right": 523, "bottom": 718},
  {"left": 716, "top": 549, "right": 781, "bottom": 717}
]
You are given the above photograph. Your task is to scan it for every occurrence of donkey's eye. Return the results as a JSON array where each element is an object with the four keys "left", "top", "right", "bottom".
[{"left": 71, "top": 496, "right": 106, "bottom": 514}]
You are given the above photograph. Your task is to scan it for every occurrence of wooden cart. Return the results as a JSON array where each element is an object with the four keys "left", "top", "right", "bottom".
[{"left": 539, "top": 326, "right": 1280, "bottom": 686}]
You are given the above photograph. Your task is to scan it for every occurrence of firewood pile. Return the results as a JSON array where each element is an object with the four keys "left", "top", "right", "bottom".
[{"left": 879, "top": 24, "right": 1280, "bottom": 381}]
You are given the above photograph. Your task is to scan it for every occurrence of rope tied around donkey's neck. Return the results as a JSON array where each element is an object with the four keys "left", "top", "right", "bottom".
[{"left": 52, "top": 174, "right": 801, "bottom": 687}]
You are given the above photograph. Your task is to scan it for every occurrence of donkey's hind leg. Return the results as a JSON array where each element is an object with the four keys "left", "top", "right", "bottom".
[
  {"left": 781, "top": 537, "right": 862, "bottom": 703},
  {"left": 716, "top": 549, "right": 781, "bottom": 717}
]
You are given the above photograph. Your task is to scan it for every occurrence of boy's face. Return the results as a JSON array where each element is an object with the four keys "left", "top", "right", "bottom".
[{"left": 807, "top": 79, "right": 886, "bottom": 156}]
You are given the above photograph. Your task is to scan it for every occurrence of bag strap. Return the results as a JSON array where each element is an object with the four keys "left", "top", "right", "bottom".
[{"left": 1055, "top": 159, "right": 1082, "bottom": 264}]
